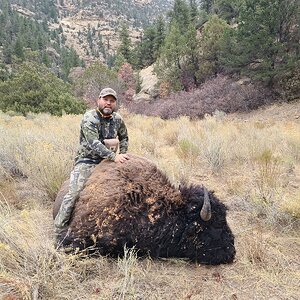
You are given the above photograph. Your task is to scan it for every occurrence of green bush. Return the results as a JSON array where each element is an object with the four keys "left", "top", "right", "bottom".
[{"left": 0, "top": 62, "right": 87, "bottom": 116}]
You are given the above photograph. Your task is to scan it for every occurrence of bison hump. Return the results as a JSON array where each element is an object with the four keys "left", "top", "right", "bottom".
[{"left": 79, "top": 154, "right": 182, "bottom": 209}]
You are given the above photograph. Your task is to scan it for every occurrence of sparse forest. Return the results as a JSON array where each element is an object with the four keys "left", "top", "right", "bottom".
[
  {"left": 125, "top": 0, "right": 300, "bottom": 100},
  {"left": 0, "top": 0, "right": 299, "bottom": 116}
]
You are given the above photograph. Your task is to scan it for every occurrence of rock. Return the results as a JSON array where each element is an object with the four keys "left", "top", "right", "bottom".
[
  {"left": 237, "top": 77, "right": 251, "bottom": 85},
  {"left": 133, "top": 65, "right": 159, "bottom": 102}
]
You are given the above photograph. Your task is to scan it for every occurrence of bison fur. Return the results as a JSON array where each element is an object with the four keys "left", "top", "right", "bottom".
[{"left": 53, "top": 154, "right": 235, "bottom": 265}]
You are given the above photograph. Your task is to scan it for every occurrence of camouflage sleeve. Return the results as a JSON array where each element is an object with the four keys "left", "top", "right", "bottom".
[
  {"left": 82, "top": 118, "right": 116, "bottom": 160},
  {"left": 118, "top": 118, "right": 129, "bottom": 154}
]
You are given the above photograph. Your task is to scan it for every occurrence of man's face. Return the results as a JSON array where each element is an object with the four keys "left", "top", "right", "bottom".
[{"left": 97, "top": 95, "right": 117, "bottom": 115}]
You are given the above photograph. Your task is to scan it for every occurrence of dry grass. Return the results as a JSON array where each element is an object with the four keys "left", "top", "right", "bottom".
[
  {"left": 0, "top": 105, "right": 300, "bottom": 299},
  {"left": 0, "top": 113, "right": 80, "bottom": 200}
]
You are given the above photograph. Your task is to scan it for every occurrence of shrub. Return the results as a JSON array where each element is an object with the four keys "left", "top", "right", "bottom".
[
  {"left": 275, "top": 62, "right": 300, "bottom": 101},
  {"left": 252, "top": 149, "right": 282, "bottom": 204},
  {"left": 0, "top": 62, "right": 86, "bottom": 116},
  {"left": 126, "top": 75, "right": 275, "bottom": 119},
  {"left": 73, "top": 62, "right": 124, "bottom": 106}
]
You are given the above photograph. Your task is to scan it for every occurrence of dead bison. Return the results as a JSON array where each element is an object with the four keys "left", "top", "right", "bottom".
[{"left": 53, "top": 154, "right": 235, "bottom": 265}]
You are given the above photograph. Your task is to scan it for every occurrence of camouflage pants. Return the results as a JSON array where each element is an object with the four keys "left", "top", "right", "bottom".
[{"left": 54, "top": 163, "right": 96, "bottom": 232}]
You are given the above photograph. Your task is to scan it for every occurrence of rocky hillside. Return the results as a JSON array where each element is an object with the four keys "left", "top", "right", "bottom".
[
  {"left": 8, "top": 0, "right": 174, "bottom": 64},
  {"left": 57, "top": 0, "right": 173, "bottom": 63},
  {"left": 58, "top": 0, "right": 173, "bottom": 27}
]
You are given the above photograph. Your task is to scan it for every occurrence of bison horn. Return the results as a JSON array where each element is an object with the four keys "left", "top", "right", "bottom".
[{"left": 200, "top": 186, "right": 211, "bottom": 221}]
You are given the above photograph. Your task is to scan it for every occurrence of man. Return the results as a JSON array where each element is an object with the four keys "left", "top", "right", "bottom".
[{"left": 54, "top": 87, "right": 129, "bottom": 238}]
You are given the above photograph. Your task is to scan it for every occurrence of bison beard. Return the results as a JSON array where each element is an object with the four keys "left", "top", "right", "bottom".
[{"left": 53, "top": 154, "right": 235, "bottom": 265}]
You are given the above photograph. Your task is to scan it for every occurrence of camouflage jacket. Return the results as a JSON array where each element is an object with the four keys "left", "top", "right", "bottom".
[{"left": 75, "top": 109, "right": 129, "bottom": 165}]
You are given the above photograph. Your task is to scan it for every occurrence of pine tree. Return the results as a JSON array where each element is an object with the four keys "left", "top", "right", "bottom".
[
  {"left": 200, "top": 0, "right": 214, "bottom": 14},
  {"left": 198, "top": 15, "right": 229, "bottom": 81},
  {"left": 169, "top": 0, "right": 191, "bottom": 34},
  {"left": 14, "top": 38, "right": 25, "bottom": 60},
  {"left": 118, "top": 23, "right": 132, "bottom": 63},
  {"left": 214, "top": 0, "right": 241, "bottom": 23},
  {"left": 42, "top": 51, "right": 51, "bottom": 67},
  {"left": 156, "top": 21, "right": 187, "bottom": 91},
  {"left": 221, "top": 0, "right": 300, "bottom": 87},
  {"left": 189, "top": 0, "right": 199, "bottom": 23},
  {"left": 138, "top": 26, "right": 156, "bottom": 67},
  {"left": 184, "top": 23, "right": 200, "bottom": 87},
  {"left": 3, "top": 43, "right": 13, "bottom": 64},
  {"left": 87, "top": 23, "right": 93, "bottom": 50},
  {"left": 153, "top": 15, "right": 166, "bottom": 60}
]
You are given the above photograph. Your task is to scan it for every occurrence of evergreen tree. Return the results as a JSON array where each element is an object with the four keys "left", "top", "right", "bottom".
[
  {"left": 153, "top": 15, "right": 166, "bottom": 60},
  {"left": 97, "top": 32, "right": 106, "bottom": 58},
  {"left": 0, "top": 0, "right": 81, "bottom": 81},
  {"left": 156, "top": 21, "right": 187, "bottom": 91},
  {"left": 0, "top": 63, "right": 9, "bottom": 81},
  {"left": 87, "top": 23, "right": 93, "bottom": 50},
  {"left": 42, "top": 51, "right": 51, "bottom": 67},
  {"left": 184, "top": 23, "right": 200, "bottom": 87},
  {"left": 137, "top": 26, "right": 156, "bottom": 67},
  {"left": 113, "top": 53, "right": 127, "bottom": 72},
  {"left": 3, "top": 43, "right": 13, "bottom": 64},
  {"left": 189, "top": 0, "right": 199, "bottom": 23},
  {"left": 14, "top": 38, "right": 25, "bottom": 60},
  {"left": 197, "top": 15, "right": 229, "bottom": 81},
  {"left": 118, "top": 23, "right": 132, "bottom": 63},
  {"left": 200, "top": 0, "right": 214, "bottom": 14},
  {"left": 169, "top": 0, "right": 191, "bottom": 34},
  {"left": 220, "top": 0, "right": 300, "bottom": 88},
  {"left": 214, "top": 0, "right": 241, "bottom": 23}
]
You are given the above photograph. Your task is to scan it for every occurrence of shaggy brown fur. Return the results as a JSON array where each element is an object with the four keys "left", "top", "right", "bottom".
[
  {"left": 54, "top": 154, "right": 235, "bottom": 264},
  {"left": 55, "top": 154, "right": 183, "bottom": 243}
]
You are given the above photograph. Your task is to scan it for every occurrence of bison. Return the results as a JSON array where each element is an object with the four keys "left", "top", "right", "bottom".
[{"left": 53, "top": 154, "right": 235, "bottom": 265}]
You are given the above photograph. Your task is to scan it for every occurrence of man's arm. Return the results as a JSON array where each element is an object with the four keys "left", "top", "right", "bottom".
[{"left": 81, "top": 118, "right": 116, "bottom": 161}]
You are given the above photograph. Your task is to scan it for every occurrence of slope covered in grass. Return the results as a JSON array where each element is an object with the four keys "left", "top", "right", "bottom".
[{"left": 0, "top": 102, "right": 299, "bottom": 299}]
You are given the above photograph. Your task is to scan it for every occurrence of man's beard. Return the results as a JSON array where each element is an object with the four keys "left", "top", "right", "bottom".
[{"left": 100, "top": 107, "right": 113, "bottom": 115}]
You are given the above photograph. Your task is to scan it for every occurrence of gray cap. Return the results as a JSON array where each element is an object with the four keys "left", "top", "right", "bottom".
[{"left": 99, "top": 88, "right": 117, "bottom": 100}]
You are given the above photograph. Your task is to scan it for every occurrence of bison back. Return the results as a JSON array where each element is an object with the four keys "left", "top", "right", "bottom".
[{"left": 53, "top": 153, "right": 182, "bottom": 225}]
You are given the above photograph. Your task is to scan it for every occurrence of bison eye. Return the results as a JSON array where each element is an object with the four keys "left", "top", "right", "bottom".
[{"left": 187, "top": 205, "right": 197, "bottom": 213}]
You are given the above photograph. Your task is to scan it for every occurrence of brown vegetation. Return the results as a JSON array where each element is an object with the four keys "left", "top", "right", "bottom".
[{"left": 127, "top": 75, "right": 276, "bottom": 119}]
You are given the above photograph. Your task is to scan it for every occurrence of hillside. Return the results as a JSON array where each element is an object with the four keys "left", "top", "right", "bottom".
[
  {"left": 229, "top": 100, "right": 300, "bottom": 123},
  {"left": 0, "top": 0, "right": 83, "bottom": 80},
  {"left": 5, "top": 0, "right": 174, "bottom": 64},
  {"left": 56, "top": 0, "right": 173, "bottom": 62}
]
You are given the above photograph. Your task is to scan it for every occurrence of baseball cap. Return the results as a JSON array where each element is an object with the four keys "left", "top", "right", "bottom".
[{"left": 99, "top": 88, "right": 118, "bottom": 100}]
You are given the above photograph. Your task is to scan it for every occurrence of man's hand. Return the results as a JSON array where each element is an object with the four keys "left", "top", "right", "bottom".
[{"left": 114, "top": 153, "right": 130, "bottom": 163}]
